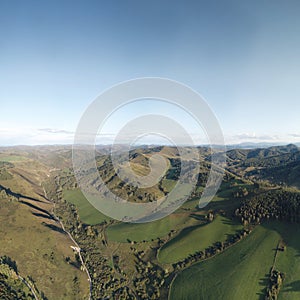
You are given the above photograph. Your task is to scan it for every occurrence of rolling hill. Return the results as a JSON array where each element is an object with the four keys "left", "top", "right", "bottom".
[{"left": 1, "top": 144, "right": 300, "bottom": 299}]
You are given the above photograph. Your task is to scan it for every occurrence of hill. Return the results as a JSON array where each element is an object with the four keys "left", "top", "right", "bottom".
[
  {"left": 0, "top": 150, "right": 89, "bottom": 300},
  {"left": 1, "top": 144, "right": 300, "bottom": 299},
  {"left": 225, "top": 144, "right": 300, "bottom": 189}
]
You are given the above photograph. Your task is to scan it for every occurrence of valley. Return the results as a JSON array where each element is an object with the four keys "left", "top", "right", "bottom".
[{"left": 0, "top": 144, "right": 300, "bottom": 299}]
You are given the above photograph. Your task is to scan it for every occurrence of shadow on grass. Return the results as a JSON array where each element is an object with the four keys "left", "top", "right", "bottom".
[
  {"left": 203, "top": 196, "right": 242, "bottom": 213},
  {"left": 262, "top": 221, "right": 300, "bottom": 257},
  {"left": 42, "top": 223, "right": 66, "bottom": 235},
  {"left": 21, "top": 200, "right": 53, "bottom": 219},
  {"left": 189, "top": 213, "right": 206, "bottom": 221},
  {"left": 221, "top": 217, "right": 240, "bottom": 226},
  {"left": 160, "top": 222, "right": 207, "bottom": 251},
  {"left": 32, "top": 212, "right": 54, "bottom": 221},
  {"left": 0, "top": 184, "right": 45, "bottom": 203},
  {"left": 283, "top": 280, "right": 300, "bottom": 292},
  {"left": 257, "top": 272, "right": 269, "bottom": 300}
]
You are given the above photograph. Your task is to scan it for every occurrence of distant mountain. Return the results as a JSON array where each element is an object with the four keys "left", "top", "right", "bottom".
[
  {"left": 248, "top": 160, "right": 300, "bottom": 189},
  {"left": 226, "top": 142, "right": 298, "bottom": 150},
  {"left": 225, "top": 144, "right": 300, "bottom": 189}
]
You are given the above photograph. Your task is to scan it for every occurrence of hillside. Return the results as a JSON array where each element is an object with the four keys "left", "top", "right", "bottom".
[
  {"left": 226, "top": 144, "right": 300, "bottom": 189},
  {"left": 1, "top": 144, "right": 300, "bottom": 299},
  {"left": 0, "top": 150, "right": 89, "bottom": 300}
]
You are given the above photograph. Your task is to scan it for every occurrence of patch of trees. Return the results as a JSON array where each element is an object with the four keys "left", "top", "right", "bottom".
[
  {"left": 227, "top": 144, "right": 300, "bottom": 169},
  {"left": 235, "top": 190, "right": 300, "bottom": 224},
  {"left": 57, "top": 201, "right": 135, "bottom": 299},
  {"left": 0, "top": 274, "right": 32, "bottom": 300},
  {"left": 0, "top": 161, "right": 14, "bottom": 169},
  {"left": 247, "top": 160, "right": 300, "bottom": 189},
  {"left": 0, "top": 168, "right": 13, "bottom": 180},
  {"left": 0, "top": 256, "right": 17, "bottom": 273},
  {"left": 133, "top": 250, "right": 166, "bottom": 299},
  {"left": 265, "top": 269, "right": 284, "bottom": 300},
  {"left": 0, "top": 186, "right": 18, "bottom": 202},
  {"left": 232, "top": 187, "right": 249, "bottom": 198},
  {"left": 50, "top": 180, "right": 136, "bottom": 300},
  {"left": 0, "top": 256, "right": 34, "bottom": 300},
  {"left": 165, "top": 158, "right": 181, "bottom": 181},
  {"left": 172, "top": 228, "right": 251, "bottom": 271}
]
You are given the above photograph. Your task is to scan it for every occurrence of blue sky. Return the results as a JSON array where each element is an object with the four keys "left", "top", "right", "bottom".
[{"left": 0, "top": 0, "right": 300, "bottom": 145}]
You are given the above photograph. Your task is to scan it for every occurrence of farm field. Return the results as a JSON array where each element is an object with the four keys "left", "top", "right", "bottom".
[
  {"left": 264, "top": 222, "right": 300, "bottom": 300},
  {"left": 0, "top": 155, "right": 28, "bottom": 163},
  {"left": 169, "top": 223, "right": 300, "bottom": 300},
  {"left": 63, "top": 188, "right": 109, "bottom": 225},
  {"left": 106, "top": 211, "right": 202, "bottom": 242},
  {"left": 1, "top": 144, "right": 300, "bottom": 299},
  {"left": 158, "top": 215, "right": 243, "bottom": 264}
]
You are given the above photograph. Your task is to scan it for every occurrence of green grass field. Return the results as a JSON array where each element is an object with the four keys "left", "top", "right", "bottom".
[
  {"left": 169, "top": 222, "right": 300, "bottom": 300},
  {"left": 106, "top": 212, "right": 202, "bottom": 242},
  {"left": 63, "top": 189, "right": 109, "bottom": 225},
  {"left": 263, "top": 222, "right": 300, "bottom": 300},
  {"left": 0, "top": 155, "right": 27, "bottom": 163},
  {"left": 158, "top": 215, "right": 243, "bottom": 264},
  {"left": 161, "top": 179, "right": 176, "bottom": 193}
]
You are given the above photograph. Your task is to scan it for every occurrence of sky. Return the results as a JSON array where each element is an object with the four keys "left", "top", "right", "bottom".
[{"left": 0, "top": 0, "right": 300, "bottom": 146}]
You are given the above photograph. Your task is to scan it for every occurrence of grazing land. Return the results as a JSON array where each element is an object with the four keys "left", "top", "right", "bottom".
[
  {"left": 0, "top": 151, "right": 90, "bottom": 299},
  {"left": 169, "top": 225, "right": 281, "bottom": 300},
  {"left": 1, "top": 144, "right": 300, "bottom": 299},
  {"left": 106, "top": 212, "right": 200, "bottom": 242},
  {"left": 158, "top": 215, "right": 243, "bottom": 264},
  {"left": 63, "top": 188, "right": 108, "bottom": 225}
]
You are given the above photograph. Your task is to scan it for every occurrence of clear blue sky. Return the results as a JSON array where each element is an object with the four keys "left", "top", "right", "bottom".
[{"left": 1, "top": 0, "right": 300, "bottom": 145}]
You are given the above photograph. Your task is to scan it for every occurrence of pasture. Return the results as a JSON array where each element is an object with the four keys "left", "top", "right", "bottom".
[
  {"left": 158, "top": 215, "right": 242, "bottom": 264},
  {"left": 169, "top": 223, "right": 299, "bottom": 300},
  {"left": 63, "top": 188, "right": 109, "bottom": 225}
]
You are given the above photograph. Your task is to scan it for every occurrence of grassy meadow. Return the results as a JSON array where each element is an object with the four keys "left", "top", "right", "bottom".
[
  {"left": 63, "top": 188, "right": 109, "bottom": 225},
  {"left": 170, "top": 222, "right": 300, "bottom": 300},
  {"left": 158, "top": 215, "right": 243, "bottom": 264},
  {"left": 106, "top": 212, "right": 202, "bottom": 242}
]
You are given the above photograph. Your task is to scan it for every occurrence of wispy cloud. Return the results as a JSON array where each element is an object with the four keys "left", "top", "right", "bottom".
[
  {"left": 233, "top": 133, "right": 278, "bottom": 141},
  {"left": 1, "top": 126, "right": 300, "bottom": 146},
  {"left": 0, "top": 127, "right": 74, "bottom": 146},
  {"left": 225, "top": 132, "right": 300, "bottom": 145},
  {"left": 289, "top": 133, "right": 300, "bottom": 138},
  {"left": 38, "top": 128, "right": 74, "bottom": 134}
]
